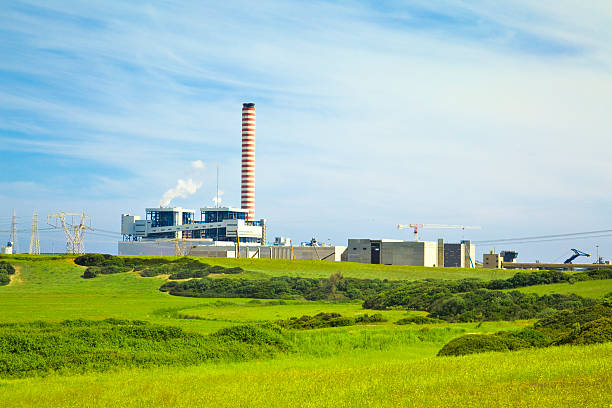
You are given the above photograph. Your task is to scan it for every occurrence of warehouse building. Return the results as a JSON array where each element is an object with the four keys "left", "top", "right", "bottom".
[{"left": 347, "top": 238, "right": 475, "bottom": 268}]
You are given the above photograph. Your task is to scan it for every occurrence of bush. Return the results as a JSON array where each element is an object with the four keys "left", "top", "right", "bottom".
[
  {"left": 395, "top": 316, "right": 444, "bottom": 325},
  {"left": 0, "top": 262, "right": 15, "bottom": 275},
  {"left": 82, "top": 265, "right": 132, "bottom": 279},
  {"left": 0, "top": 273, "right": 9, "bottom": 286},
  {"left": 437, "top": 334, "right": 511, "bottom": 356},
  {"left": 437, "top": 304, "right": 611, "bottom": 357},
  {"left": 74, "top": 254, "right": 112, "bottom": 266},
  {"left": 556, "top": 317, "right": 612, "bottom": 345},
  {"left": 355, "top": 313, "right": 386, "bottom": 323},
  {"left": 213, "top": 324, "right": 290, "bottom": 349},
  {"left": 275, "top": 313, "right": 356, "bottom": 330},
  {"left": 0, "top": 320, "right": 291, "bottom": 378}
]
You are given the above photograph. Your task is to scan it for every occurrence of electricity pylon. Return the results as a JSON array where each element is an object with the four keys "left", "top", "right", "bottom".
[
  {"left": 10, "top": 209, "right": 18, "bottom": 253},
  {"left": 47, "top": 212, "right": 92, "bottom": 254},
  {"left": 29, "top": 212, "right": 40, "bottom": 255}
]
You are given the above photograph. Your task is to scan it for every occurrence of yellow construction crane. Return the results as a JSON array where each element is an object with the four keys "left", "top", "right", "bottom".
[{"left": 397, "top": 224, "right": 482, "bottom": 241}]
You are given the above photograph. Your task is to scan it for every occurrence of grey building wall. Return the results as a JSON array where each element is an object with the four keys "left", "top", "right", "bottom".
[
  {"left": 347, "top": 239, "right": 373, "bottom": 263},
  {"left": 347, "top": 239, "right": 438, "bottom": 267},
  {"left": 259, "top": 246, "right": 346, "bottom": 261},
  {"left": 444, "top": 243, "right": 464, "bottom": 267},
  {"left": 381, "top": 241, "right": 426, "bottom": 266}
]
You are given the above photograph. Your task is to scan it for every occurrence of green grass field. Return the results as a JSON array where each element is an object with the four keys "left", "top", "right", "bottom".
[
  {"left": 513, "top": 279, "right": 612, "bottom": 298},
  {"left": 0, "top": 255, "right": 609, "bottom": 407}
]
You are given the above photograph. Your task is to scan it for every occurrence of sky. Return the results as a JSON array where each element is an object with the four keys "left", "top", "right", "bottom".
[{"left": 0, "top": 0, "right": 611, "bottom": 262}]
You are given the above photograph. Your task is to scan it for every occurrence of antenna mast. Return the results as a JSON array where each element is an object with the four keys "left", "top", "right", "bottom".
[
  {"left": 29, "top": 211, "right": 40, "bottom": 254},
  {"left": 10, "top": 210, "right": 18, "bottom": 253}
]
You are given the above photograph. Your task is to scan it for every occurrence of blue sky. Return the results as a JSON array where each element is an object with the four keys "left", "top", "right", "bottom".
[{"left": 1, "top": 0, "right": 611, "bottom": 261}]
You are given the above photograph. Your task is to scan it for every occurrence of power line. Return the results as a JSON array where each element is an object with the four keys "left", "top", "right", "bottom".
[{"left": 474, "top": 229, "right": 612, "bottom": 245}]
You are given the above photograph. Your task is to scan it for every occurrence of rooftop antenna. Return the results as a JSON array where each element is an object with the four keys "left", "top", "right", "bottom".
[
  {"left": 29, "top": 211, "right": 40, "bottom": 255},
  {"left": 10, "top": 209, "right": 18, "bottom": 253},
  {"left": 216, "top": 163, "right": 220, "bottom": 208}
]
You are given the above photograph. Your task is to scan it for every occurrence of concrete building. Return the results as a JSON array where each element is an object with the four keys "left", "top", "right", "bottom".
[
  {"left": 118, "top": 239, "right": 346, "bottom": 261},
  {"left": 483, "top": 251, "right": 503, "bottom": 269},
  {"left": 347, "top": 239, "right": 475, "bottom": 267}
]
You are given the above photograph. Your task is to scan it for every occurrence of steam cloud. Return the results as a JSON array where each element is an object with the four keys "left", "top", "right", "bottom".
[
  {"left": 159, "top": 161, "right": 205, "bottom": 207},
  {"left": 212, "top": 190, "right": 224, "bottom": 206}
]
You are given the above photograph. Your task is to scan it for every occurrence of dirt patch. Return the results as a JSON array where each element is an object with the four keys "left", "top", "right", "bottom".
[{"left": 8, "top": 265, "right": 23, "bottom": 286}]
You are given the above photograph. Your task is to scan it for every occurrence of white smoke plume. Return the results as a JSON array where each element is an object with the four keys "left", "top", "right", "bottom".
[
  {"left": 159, "top": 160, "right": 205, "bottom": 207},
  {"left": 212, "top": 190, "right": 224, "bottom": 206}
]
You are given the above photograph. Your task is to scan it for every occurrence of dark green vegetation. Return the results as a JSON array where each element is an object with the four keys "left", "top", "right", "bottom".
[
  {"left": 0, "top": 261, "right": 16, "bottom": 286},
  {"left": 396, "top": 316, "right": 444, "bottom": 325},
  {"left": 162, "top": 269, "right": 609, "bottom": 322},
  {"left": 0, "top": 319, "right": 289, "bottom": 378},
  {"left": 275, "top": 312, "right": 386, "bottom": 330},
  {"left": 160, "top": 272, "right": 402, "bottom": 301},
  {"left": 438, "top": 303, "right": 612, "bottom": 356},
  {"left": 75, "top": 254, "right": 244, "bottom": 279}
]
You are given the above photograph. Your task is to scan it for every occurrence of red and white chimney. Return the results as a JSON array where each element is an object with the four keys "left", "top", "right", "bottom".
[{"left": 241, "top": 103, "right": 255, "bottom": 219}]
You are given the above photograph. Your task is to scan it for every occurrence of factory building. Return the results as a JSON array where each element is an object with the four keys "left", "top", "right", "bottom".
[
  {"left": 119, "top": 103, "right": 267, "bottom": 256},
  {"left": 120, "top": 206, "right": 266, "bottom": 244},
  {"left": 347, "top": 239, "right": 475, "bottom": 268}
]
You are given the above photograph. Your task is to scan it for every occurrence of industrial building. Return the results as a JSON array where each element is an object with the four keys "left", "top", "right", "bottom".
[
  {"left": 119, "top": 103, "right": 266, "bottom": 255},
  {"left": 117, "top": 103, "right": 348, "bottom": 261},
  {"left": 347, "top": 239, "right": 476, "bottom": 268},
  {"left": 121, "top": 206, "right": 266, "bottom": 243}
]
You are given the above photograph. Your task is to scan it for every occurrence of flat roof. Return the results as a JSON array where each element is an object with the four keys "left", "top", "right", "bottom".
[
  {"left": 200, "top": 206, "right": 248, "bottom": 213},
  {"left": 145, "top": 207, "right": 196, "bottom": 212}
]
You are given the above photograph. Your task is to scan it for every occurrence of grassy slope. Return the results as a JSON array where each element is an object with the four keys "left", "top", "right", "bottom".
[
  {"left": 0, "top": 256, "right": 610, "bottom": 406},
  {"left": 512, "top": 279, "right": 612, "bottom": 298},
  {"left": 186, "top": 256, "right": 517, "bottom": 280},
  {"left": 0, "top": 344, "right": 609, "bottom": 408}
]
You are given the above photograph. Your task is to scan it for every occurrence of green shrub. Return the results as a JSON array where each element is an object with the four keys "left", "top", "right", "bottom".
[
  {"left": 395, "top": 316, "right": 444, "bottom": 325},
  {"left": 437, "top": 334, "right": 510, "bottom": 356},
  {"left": 213, "top": 324, "right": 290, "bottom": 349},
  {"left": 355, "top": 313, "right": 386, "bottom": 323},
  {"left": 0, "top": 320, "right": 291, "bottom": 378},
  {"left": 556, "top": 317, "right": 612, "bottom": 345},
  {"left": 0, "top": 273, "right": 9, "bottom": 286},
  {"left": 0, "top": 261, "right": 15, "bottom": 275},
  {"left": 276, "top": 313, "right": 356, "bottom": 330},
  {"left": 82, "top": 265, "right": 132, "bottom": 279},
  {"left": 74, "top": 254, "right": 112, "bottom": 266}
]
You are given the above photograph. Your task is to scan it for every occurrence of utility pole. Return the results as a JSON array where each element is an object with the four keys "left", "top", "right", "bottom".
[
  {"left": 29, "top": 211, "right": 40, "bottom": 255},
  {"left": 10, "top": 209, "right": 18, "bottom": 253},
  {"left": 47, "top": 212, "right": 92, "bottom": 254}
]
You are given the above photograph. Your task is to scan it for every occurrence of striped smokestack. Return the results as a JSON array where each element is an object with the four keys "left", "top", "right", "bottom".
[{"left": 241, "top": 103, "right": 255, "bottom": 219}]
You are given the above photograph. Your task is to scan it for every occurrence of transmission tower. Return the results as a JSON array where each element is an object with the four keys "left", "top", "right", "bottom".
[
  {"left": 10, "top": 209, "right": 18, "bottom": 254},
  {"left": 29, "top": 212, "right": 40, "bottom": 255},
  {"left": 47, "top": 212, "right": 92, "bottom": 254}
]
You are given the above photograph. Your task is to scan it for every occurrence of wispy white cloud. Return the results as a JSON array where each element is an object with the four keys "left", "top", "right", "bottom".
[{"left": 0, "top": 0, "right": 610, "bottom": 259}]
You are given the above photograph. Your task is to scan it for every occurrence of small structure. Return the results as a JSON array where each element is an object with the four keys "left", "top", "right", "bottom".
[
  {"left": 483, "top": 251, "right": 503, "bottom": 269},
  {"left": 1, "top": 241, "right": 13, "bottom": 255}
]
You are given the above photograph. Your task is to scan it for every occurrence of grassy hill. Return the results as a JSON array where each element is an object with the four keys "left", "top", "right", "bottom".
[
  {"left": 0, "top": 255, "right": 609, "bottom": 407},
  {"left": 512, "top": 279, "right": 612, "bottom": 298}
]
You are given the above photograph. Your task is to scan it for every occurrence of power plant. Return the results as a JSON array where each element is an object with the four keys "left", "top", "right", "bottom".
[{"left": 2, "top": 102, "right": 609, "bottom": 268}]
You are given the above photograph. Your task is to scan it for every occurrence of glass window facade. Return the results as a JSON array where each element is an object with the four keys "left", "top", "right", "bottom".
[
  {"left": 147, "top": 211, "right": 177, "bottom": 228},
  {"left": 202, "top": 210, "right": 247, "bottom": 223}
]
